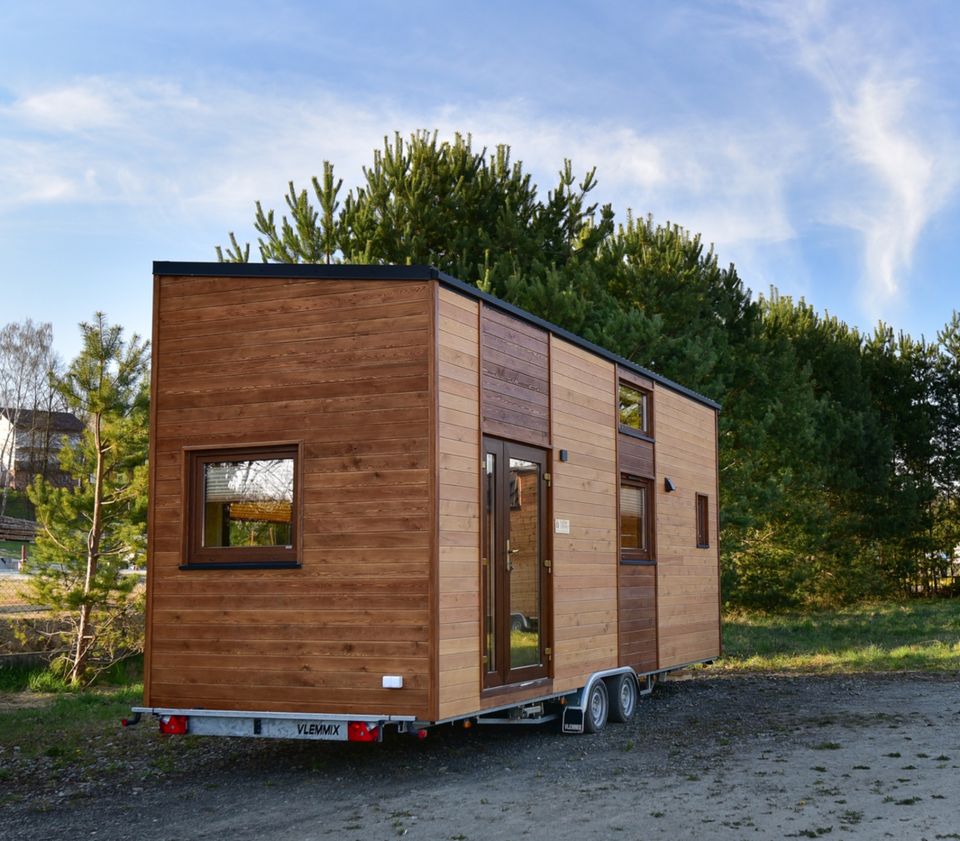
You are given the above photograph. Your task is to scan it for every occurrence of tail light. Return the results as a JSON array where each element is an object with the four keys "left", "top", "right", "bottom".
[
  {"left": 159, "top": 715, "right": 188, "bottom": 735},
  {"left": 347, "top": 721, "right": 380, "bottom": 742}
]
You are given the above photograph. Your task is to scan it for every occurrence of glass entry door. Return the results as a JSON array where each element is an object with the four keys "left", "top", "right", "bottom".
[{"left": 482, "top": 437, "right": 550, "bottom": 688}]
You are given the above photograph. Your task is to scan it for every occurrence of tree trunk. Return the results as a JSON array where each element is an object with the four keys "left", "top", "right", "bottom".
[
  {"left": 70, "top": 602, "right": 94, "bottom": 684},
  {"left": 70, "top": 411, "right": 104, "bottom": 684}
]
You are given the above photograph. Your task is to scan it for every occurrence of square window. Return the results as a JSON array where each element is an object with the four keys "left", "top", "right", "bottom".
[
  {"left": 185, "top": 444, "right": 300, "bottom": 567},
  {"left": 619, "top": 382, "right": 651, "bottom": 436}
]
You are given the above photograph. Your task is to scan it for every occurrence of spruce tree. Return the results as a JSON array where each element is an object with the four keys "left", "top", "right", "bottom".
[{"left": 27, "top": 314, "right": 149, "bottom": 684}]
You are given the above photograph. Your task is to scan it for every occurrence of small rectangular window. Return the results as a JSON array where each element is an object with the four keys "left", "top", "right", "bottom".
[
  {"left": 696, "top": 493, "right": 709, "bottom": 548},
  {"left": 621, "top": 476, "right": 653, "bottom": 562},
  {"left": 186, "top": 444, "right": 300, "bottom": 567},
  {"left": 619, "top": 382, "right": 651, "bottom": 436}
]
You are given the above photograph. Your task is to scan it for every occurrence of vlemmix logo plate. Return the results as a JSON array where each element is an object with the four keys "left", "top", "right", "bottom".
[{"left": 261, "top": 719, "right": 349, "bottom": 741}]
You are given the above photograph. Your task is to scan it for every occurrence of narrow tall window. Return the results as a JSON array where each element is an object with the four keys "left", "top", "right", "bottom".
[
  {"left": 618, "top": 382, "right": 651, "bottom": 436},
  {"left": 696, "top": 493, "right": 709, "bottom": 548},
  {"left": 620, "top": 476, "right": 653, "bottom": 562},
  {"left": 186, "top": 444, "right": 300, "bottom": 567}
]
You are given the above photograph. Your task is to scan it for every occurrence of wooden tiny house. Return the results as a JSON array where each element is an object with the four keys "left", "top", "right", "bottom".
[{"left": 139, "top": 262, "right": 721, "bottom": 738}]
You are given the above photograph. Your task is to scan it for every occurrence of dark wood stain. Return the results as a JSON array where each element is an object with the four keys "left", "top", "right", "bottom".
[
  {"left": 146, "top": 275, "right": 434, "bottom": 718},
  {"left": 619, "top": 435, "right": 654, "bottom": 479},
  {"left": 480, "top": 306, "right": 549, "bottom": 446}
]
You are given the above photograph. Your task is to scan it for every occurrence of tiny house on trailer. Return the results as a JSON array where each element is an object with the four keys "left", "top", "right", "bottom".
[{"left": 133, "top": 262, "right": 721, "bottom": 741}]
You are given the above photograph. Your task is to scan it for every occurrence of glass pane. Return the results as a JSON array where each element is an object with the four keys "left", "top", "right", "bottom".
[
  {"left": 697, "top": 494, "right": 708, "bottom": 546},
  {"left": 203, "top": 458, "right": 294, "bottom": 548},
  {"left": 619, "top": 384, "right": 648, "bottom": 433},
  {"left": 621, "top": 484, "right": 647, "bottom": 551},
  {"left": 484, "top": 452, "right": 497, "bottom": 672},
  {"left": 508, "top": 457, "right": 540, "bottom": 669}
]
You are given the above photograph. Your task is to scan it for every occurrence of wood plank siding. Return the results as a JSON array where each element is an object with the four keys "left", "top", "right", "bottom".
[
  {"left": 654, "top": 388, "right": 721, "bottom": 667},
  {"left": 147, "top": 264, "right": 721, "bottom": 723},
  {"left": 437, "top": 289, "right": 482, "bottom": 721},
  {"left": 617, "top": 426, "right": 658, "bottom": 673},
  {"left": 146, "top": 275, "right": 435, "bottom": 717},
  {"left": 617, "top": 564, "right": 657, "bottom": 671},
  {"left": 480, "top": 306, "right": 550, "bottom": 447},
  {"left": 549, "top": 337, "right": 619, "bottom": 693}
]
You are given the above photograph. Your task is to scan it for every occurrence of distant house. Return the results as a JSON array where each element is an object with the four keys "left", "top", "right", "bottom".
[{"left": 0, "top": 408, "right": 84, "bottom": 490}]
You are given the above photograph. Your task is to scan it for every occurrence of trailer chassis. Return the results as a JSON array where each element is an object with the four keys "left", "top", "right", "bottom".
[{"left": 129, "top": 661, "right": 710, "bottom": 742}]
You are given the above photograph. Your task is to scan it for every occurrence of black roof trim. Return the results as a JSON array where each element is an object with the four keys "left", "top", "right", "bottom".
[
  {"left": 153, "top": 261, "right": 439, "bottom": 281},
  {"left": 435, "top": 271, "right": 720, "bottom": 410},
  {"left": 153, "top": 262, "right": 720, "bottom": 410}
]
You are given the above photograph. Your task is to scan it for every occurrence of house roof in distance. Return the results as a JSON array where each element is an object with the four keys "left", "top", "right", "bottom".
[
  {"left": 0, "top": 408, "right": 84, "bottom": 434},
  {"left": 153, "top": 261, "right": 721, "bottom": 411}
]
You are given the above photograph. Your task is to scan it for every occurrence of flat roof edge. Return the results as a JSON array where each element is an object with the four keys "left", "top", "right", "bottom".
[
  {"left": 435, "top": 272, "right": 721, "bottom": 411},
  {"left": 153, "top": 261, "right": 439, "bottom": 281},
  {"left": 152, "top": 261, "right": 721, "bottom": 411}
]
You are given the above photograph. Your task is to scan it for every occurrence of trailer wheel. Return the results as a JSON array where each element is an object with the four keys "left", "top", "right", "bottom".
[
  {"left": 583, "top": 679, "right": 609, "bottom": 734},
  {"left": 607, "top": 673, "right": 638, "bottom": 723}
]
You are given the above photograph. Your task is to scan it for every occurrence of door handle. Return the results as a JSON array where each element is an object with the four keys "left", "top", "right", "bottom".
[{"left": 505, "top": 539, "right": 519, "bottom": 572}]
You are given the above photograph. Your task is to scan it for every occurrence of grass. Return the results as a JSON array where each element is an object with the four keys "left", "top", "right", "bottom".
[
  {"left": 0, "top": 656, "right": 143, "bottom": 693},
  {"left": 510, "top": 629, "right": 541, "bottom": 667},
  {"left": 0, "top": 491, "right": 34, "bottom": 520},
  {"left": 718, "top": 599, "right": 960, "bottom": 673},
  {"left": 0, "top": 658, "right": 143, "bottom": 758},
  {"left": 0, "top": 684, "right": 143, "bottom": 762},
  {"left": 0, "top": 539, "right": 31, "bottom": 560}
]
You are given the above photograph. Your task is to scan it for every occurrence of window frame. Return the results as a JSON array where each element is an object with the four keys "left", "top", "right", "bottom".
[
  {"left": 182, "top": 442, "right": 302, "bottom": 570},
  {"left": 696, "top": 493, "right": 710, "bottom": 549},
  {"left": 619, "top": 474, "right": 654, "bottom": 564},
  {"left": 618, "top": 379, "right": 653, "bottom": 440}
]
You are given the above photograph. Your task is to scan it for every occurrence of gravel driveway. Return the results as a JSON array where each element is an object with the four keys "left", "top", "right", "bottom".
[{"left": 4, "top": 673, "right": 959, "bottom": 840}]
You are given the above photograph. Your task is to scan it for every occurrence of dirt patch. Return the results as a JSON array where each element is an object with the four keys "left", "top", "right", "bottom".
[
  {"left": 0, "top": 691, "right": 53, "bottom": 711},
  {"left": 3, "top": 673, "right": 959, "bottom": 840}
]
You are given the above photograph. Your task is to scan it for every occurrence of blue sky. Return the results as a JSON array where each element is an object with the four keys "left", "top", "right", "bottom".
[{"left": 1, "top": 1, "right": 958, "bottom": 361}]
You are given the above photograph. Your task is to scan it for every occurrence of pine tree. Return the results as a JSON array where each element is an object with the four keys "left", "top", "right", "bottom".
[
  {"left": 27, "top": 314, "right": 149, "bottom": 684},
  {"left": 216, "top": 128, "right": 956, "bottom": 606}
]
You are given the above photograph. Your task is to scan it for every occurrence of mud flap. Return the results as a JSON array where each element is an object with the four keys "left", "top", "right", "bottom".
[{"left": 561, "top": 706, "right": 584, "bottom": 735}]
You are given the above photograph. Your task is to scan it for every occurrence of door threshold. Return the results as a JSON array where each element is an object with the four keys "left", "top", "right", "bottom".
[{"left": 481, "top": 676, "right": 552, "bottom": 700}]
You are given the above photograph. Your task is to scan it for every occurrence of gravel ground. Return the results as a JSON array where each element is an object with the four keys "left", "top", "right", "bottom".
[{"left": 3, "top": 672, "right": 959, "bottom": 840}]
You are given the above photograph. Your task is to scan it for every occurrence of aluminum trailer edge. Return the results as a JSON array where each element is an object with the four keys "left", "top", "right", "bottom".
[{"left": 128, "top": 660, "right": 712, "bottom": 742}]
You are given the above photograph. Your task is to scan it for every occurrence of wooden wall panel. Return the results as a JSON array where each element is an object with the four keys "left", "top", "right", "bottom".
[
  {"left": 437, "top": 289, "right": 482, "bottom": 721},
  {"left": 146, "top": 276, "right": 434, "bottom": 718},
  {"left": 549, "top": 338, "right": 619, "bottom": 693},
  {"left": 480, "top": 306, "right": 549, "bottom": 446},
  {"left": 618, "top": 564, "right": 657, "bottom": 671},
  {"left": 654, "top": 388, "right": 721, "bottom": 667},
  {"left": 619, "top": 436, "right": 654, "bottom": 479}
]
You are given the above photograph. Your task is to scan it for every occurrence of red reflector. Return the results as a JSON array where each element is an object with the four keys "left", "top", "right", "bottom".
[
  {"left": 159, "top": 715, "right": 188, "bottom": 735},
  {"left": 347, "top": 721, "right": 379, "bottom": 742}
]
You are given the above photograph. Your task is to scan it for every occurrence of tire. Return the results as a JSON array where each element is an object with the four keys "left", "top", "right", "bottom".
[
  {"left": 607, "top": 673, "right": 638, "bottom": 724},
  {"left": 583, "top": 679, "right": 609, "bottom": 734},
  {"left": 510, "top": 613, "right": 527, "bottom": 632}
]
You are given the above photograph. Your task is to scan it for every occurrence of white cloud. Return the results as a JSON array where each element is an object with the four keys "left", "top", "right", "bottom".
[
  {"left": 5, "top": 17, "right": 953, "bottom": 321},
  {"left": 756, "top": 0, "right": 960, "bottom": 316},
  {"left": 833, "top": 76, "right": 956, "bottom": 306},
  {"left": 14, "top": 85, "right": 122, "bottom": 132},
  {"left": 0, "top": 77, "right": 798, "bottom": 258}
]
